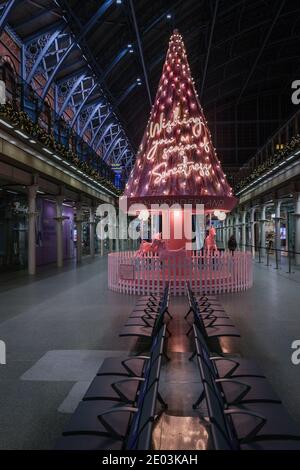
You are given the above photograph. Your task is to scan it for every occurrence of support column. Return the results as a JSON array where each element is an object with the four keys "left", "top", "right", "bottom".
[
  {"left": 224, "top": 217, "right": 229, "bottom": 248},
  {"left": 100, "top": 238, "right": 104, "bottom": 256},
  {"left": 89, "top": 206, "right": 96, "bottom": 258},
  {"left": 250, "top": 208, "right": 256, "bottom": 257},
  {"left": 115, "top": 220, "right": 120, "bottom": 252},
  {"left": 234, "top": 213, "right": 240, "bottom": 247},
  {"left": 28, "top": 185, "right": 38, "bottom": 275},
  {"left": 75, "top": 202, "right": 83, "bottom": 263},
  {"left": 260, "top": 204, "right": 268, "bottom": 257},
  {"left": 294, "top": 192, "right": 300, "bottom": 265},
  {"left": 109, "top": 225, "right": 114, "bottom": 252},
  {"left": 274, "top": 199, "right": 282, "bottom": 263},
  {"left": 241, "top": 210, "right": 247, "bottom": 252},
  {"left": 55, "top": 195, "right": 65, "bottom": 268}
]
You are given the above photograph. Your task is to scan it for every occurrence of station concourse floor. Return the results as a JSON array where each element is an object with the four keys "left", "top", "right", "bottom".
[{"left": 0, "top": 255, "right": 300, "bottom": 449}]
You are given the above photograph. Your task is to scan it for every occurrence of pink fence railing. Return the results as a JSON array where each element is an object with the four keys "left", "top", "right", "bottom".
[{"left": 108, "top": 251, "right": 253, "bottom": 296}]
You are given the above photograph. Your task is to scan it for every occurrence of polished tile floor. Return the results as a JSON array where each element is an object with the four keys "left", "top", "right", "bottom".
[{"left": 0, "top": 255, "right": 300, "bottom": 449}]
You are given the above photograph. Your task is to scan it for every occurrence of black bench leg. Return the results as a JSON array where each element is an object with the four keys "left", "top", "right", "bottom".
[
  {"left": 186, "top": 325, "right": 193, "bottom": 336},
  {"left": 192, "top": 390, "right": 205, "bottom": 409},
  {"left": 157, "top": 392, "right": 168, "bottom": 410},
  {"left": 184, "top": 308, "right": 192, "bottom": 320},
  {"left": 189, "top": 350, "right": 196, "bottom": 361},
  {"left": 163, "top": 351, "right": 171, "bottom": 362},
  {"left": 165, "top": 309, "right": 173, "bottom": 319}
]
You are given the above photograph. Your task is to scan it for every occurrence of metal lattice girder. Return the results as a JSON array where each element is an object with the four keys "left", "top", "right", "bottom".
[
  {"left": 58, "top": 73, "right": 86, "bottom": 116},
  {"left": 112, "top": 138, "right": 125, "bottom": 158},
  {"left": 25, "top": 29, "right": 61, "bottom": 82},
  {"left": 100, "top": 123, "right": 120, "bottom": 150},
  {"left": 37, "top": 0, "right": 115, "bottom": 101},
  {"left": 96, "top": 124, "right": 120, "bottom": 155},
  {"left": 41, "top": 37, "right": 76, "bottom": 99},
  {"left": 124, "top": 150, "right": 135, "bottom": 168},
  {"left": 79, "top": 102, "right": 104, "bottom": 137},
  {"left": 89, "top": 106, "right": 112, "bottom": 142},
  {"left": 70, "top": 83, "right": 98, "bottom": 128},
  {"left": 116, "top": 143, "right": 130, "bottom": 164},
  {"left": 90, "top": 114, "right": 112, "bottom": 147},
  {"left": 103, "top": 132, "right": 122, "bottom": 162},
  {"left": 90, "top": 81, "right": 138, "bottom": 147},
  {"left": 95, "top": 126, "right": 123, "bottom": 159}
]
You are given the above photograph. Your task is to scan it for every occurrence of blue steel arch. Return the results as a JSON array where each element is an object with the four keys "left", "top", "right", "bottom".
[
  {"left": 26, "top": 29, "right": 61, "bottom": 83},
  {"left": 90, "top": 82, "right": 138, "bottom": 148},
  {"left": 95, "top": 122, "right": 115, "bottom": 149},
  {"left": 103, "top": 133, "right": 122, "bottom": 162},
  {"left": 11, "top": 0, "right": 136, "bottom": 173},
  {"left": 79, "top": 102, "right": 104, "bottom": 137},
  {"left": 70, "top": 83, "right": 98, "bottom": 128},
  {"left": 58, "top": 73, "right": 86, "bottom": 116}
]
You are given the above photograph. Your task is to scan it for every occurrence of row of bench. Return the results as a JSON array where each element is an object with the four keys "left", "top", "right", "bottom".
[
  {"left": 186, "top": 283, "right": 300, "bottom": 450},
  {"left": 119, "top": 284, "right": 171, "bottom": 341},
  {"left": 55, "top": 286, "right": 171, "bottom": 450}
]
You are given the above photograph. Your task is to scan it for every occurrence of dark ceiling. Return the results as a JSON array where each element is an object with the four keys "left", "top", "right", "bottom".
[{"left": 5, "top": 0, "right": 300, "bottom": 169}]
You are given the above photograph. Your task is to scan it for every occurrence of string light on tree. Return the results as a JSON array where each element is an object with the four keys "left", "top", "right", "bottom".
[{"left": 123, "top": 30, "right": 237, "bottom": 213}]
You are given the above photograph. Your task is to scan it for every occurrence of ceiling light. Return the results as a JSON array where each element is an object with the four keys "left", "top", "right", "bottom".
[
  {"left": 29, "top": 139, "right": 36, "bottom": 144},
  {"left": 43, "top": 147, "right": 53, "bottom": 155},
  {"left": 14, "top": 129, "right": 29, "bottom": 139},
  {"left": 0, "top": 118, "right": 13, "bottom": 128},
  {"left": 166, "top": 13, "right": 172, "bottom": 19}
]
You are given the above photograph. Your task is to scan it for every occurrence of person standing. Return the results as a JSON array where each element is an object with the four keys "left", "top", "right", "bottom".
[{"left": 228, "top": 234, "right": 237, "bottom": 255}]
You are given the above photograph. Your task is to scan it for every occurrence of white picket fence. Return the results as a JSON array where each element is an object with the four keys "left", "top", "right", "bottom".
[{"left": 108, "top": 251, "right": 253, "bottom": 296}]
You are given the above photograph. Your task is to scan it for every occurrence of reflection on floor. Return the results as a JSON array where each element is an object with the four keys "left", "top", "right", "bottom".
[
  {"left": 0, "top": 255, "right": 300, "bottom": 449},
  {"left": 153, "top": 415, "right": 210, "bottom": 451}
]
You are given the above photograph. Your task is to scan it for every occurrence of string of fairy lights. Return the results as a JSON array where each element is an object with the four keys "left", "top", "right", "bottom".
[{"left": 124, "top": 30, "right": 233, "bottom": 200}]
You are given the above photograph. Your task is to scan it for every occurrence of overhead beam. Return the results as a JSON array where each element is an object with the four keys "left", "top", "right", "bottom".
[
  {"left": 200, "top": 0, "right": 219, "bottom": 99},
  {"left": 79, "top": 0, "right": 114, "bottom": 39},
  {"left": 236, "top": 0, "right": 285, "bottom": 106},
  {"left": 0, "top": 0, "right": 21, "bottom": 35},
  {"left": 129, "top": 0, "right": 152, "bottom": 106},
  {"left": 22, "top": 20, "right": 65, "bottom": 44}
]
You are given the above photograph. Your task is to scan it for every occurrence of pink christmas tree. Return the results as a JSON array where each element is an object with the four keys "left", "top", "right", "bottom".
[{"left": 124, "top": 30, "right": 237, "bottom": 213}]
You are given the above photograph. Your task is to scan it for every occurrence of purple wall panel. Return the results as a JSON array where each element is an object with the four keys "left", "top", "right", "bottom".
[{"left": 36, "top": 199, "right": 74, "bottom": 266}]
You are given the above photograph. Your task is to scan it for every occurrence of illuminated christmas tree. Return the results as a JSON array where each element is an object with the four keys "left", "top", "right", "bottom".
[{"left": 124, "top": 30, "right": 237, "bottom": 214}]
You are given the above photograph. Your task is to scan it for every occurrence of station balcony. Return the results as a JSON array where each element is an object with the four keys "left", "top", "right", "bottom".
[{"left": 0, "top": 76, "right": 121, "bottom": 196}]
